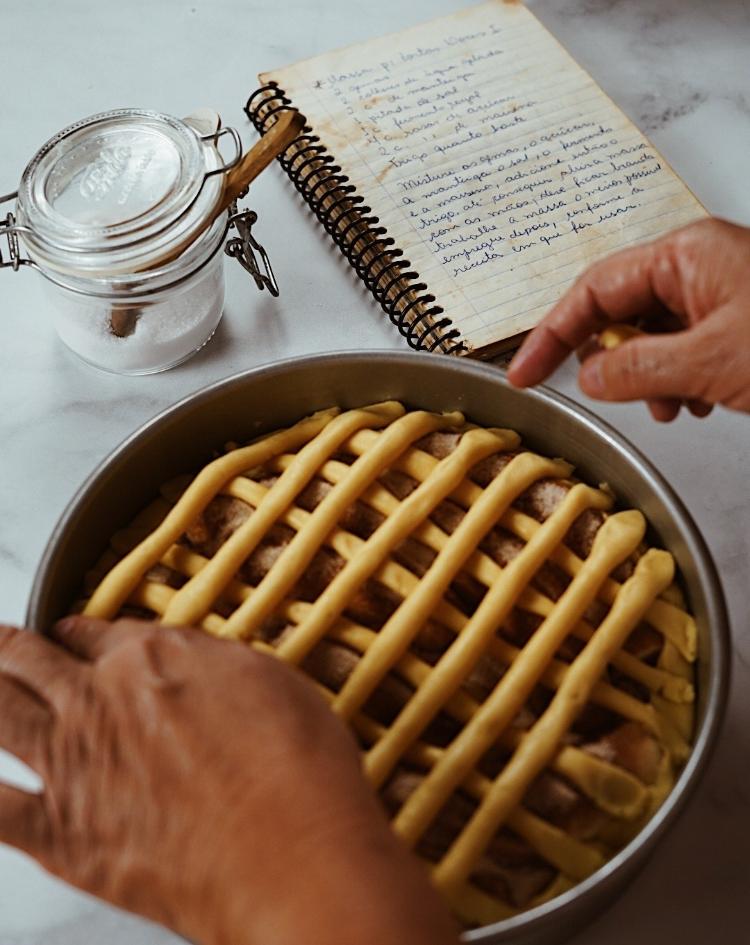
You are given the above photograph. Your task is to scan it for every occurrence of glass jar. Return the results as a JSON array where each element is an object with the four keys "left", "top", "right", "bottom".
[{"left": 0, "top": 108, "right": 277, "bottom": 374}]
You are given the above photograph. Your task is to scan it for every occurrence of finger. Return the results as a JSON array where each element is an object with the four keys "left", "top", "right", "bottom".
[
  {"left": 0, "top": 784, "right": 48, "bottom": 856},
  {"left": 0, "top": 626, "right": 84, "bottom": 703},
  {"left": 647, "top": 398, "right": 681, "bottom": 423},
  {"left": 52, "top": 616, "right": 199, "bottom": 664},
  {"left": 687, "top": 399, "right": 714, "bottom": 418},
  {"left": 508, "top": 239, "right": 677, "bottom": 387},
  {"left": 0, "top": 674, "right": 51, "bottom": 767},
  {"left": 576, "top": 338, "right": 600, "bottom": 364},
  {"left": 577, "top": 325, "right": 712, "bottom": 403},
  {"left": 51, "top": 615, "right": 151, "bottom": 661}
]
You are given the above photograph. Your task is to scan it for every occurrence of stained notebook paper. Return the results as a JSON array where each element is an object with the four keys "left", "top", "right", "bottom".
[{"left": 250, "top": 0, "right": 705, "bottom": 356}]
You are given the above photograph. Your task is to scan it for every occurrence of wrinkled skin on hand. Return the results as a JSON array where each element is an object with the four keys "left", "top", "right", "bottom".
[
  {"left": 0, "top": 619, "right": 459, "bottom": 945},
  {"left": 508, "top": 218, "right": 750, "bottom": 421}
]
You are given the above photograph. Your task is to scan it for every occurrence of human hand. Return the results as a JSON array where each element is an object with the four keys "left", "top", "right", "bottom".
[
  {"left": 507, "top": 218, "right": 750, "bottom": 421},
  {"left": 0, "top": 619, "right": 459, "bottom": 945}
]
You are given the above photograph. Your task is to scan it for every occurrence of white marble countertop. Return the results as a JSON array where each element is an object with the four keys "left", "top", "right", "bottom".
[{"left": 0, "top": 1, "right": 748, "bottom": 942}]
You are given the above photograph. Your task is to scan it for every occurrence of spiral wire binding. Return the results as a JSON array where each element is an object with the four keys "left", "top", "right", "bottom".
[{"left": 246, "top": 84, "right": 467, "bottom": 355}]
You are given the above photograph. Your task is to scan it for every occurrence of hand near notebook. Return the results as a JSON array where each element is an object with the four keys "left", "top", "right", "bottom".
[
  {"left": 0, "top": 619, "right": 460, "bottom": 945},
  {"left": 508, "top": 218, "right": 750, "bottom": 421}
]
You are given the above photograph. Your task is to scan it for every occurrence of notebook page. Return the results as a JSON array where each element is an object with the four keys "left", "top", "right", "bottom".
[{"left": 262, "top": 0, "right": 705, "bottom": 352}]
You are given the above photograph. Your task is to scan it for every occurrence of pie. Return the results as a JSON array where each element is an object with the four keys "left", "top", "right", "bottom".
[{"left": 81, "top": 402, "right": 697, "bottom": 927}]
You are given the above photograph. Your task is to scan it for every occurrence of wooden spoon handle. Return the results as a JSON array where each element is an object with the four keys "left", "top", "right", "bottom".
[{"left": 218, "top": 110, "right": 305, "bottom": 211}]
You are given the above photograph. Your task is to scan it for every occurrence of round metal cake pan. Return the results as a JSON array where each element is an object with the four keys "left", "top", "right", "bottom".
[{"left": 27, "top": 351, "right": 730, "bottom": 945}]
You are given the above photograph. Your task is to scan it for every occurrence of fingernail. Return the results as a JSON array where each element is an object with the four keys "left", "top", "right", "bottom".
[{"left": 580, "top": 357, "right": 605, "bottom": 396}]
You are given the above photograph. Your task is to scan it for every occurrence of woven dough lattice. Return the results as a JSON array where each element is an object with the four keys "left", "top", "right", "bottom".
[{"left": 83, "top": 403, "right": 696, "bottom": 927}]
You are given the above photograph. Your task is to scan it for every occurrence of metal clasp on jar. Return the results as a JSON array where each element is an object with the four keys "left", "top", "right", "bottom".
[
  {"left": 225, "top": 202, "right": 279, "bottom": 297},
  {"left": 1, "top": 187, "right": 279, "bottom": 298},
  {"left": 0, "top": 192, "right": 35, "bottom": 272}
]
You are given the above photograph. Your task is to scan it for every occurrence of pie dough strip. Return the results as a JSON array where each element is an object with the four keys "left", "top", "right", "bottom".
[
  {"left": 520, "top": 608, "right": 691, "bottom": 703},
  {"left": 135, "top": 490, "right": 666, "bottom": 805},
  {"left": 518, "top": 737, "right": 650, "bottom": 820},
  {"left": 132, "top": 551, "right": 651, "bottom": 820},
  {"left": 291, "top": 664, "right": 611, "bottom": 893},
  {"left": 450, "top": 874, "right": 575, "bottom": 928},
  {"left": 526, "top": 530, "right": 696, "bottom": 663},
  {"left": 269, "top": 453, "right": 691, "bottom": 703},
  {"left": 220, "top": 410, "right": 477, "bottom": 640},
  {"left": 222, "top": 477, "right": 477, "bottom": 637},
  {"left": 134, "top": 583, "right": 649, "bottom": 861},
  {"left": 563, "top": 619, "right": 693, "bottom": 703},
  {"left": 367, "top": 740, "right": 575, "bottom": 927},
  {"left": 128, "top": 579, "right": 654, "bottom": 881},
  {"left": 155, "top": 429, "right": 690, "bottom": 701},
  {"left": 150, "top": 554, "right": 658, "bottom": 820},
  {"left": 408, "top": 743, "right": 607, "bottom": 883},
  {"left": 276, "top": 452, "right": 692, "bottom": 705},
  {"left": 147, "top": 499, "right": 671, "bottom": 779},
  {"left": 82, "top": 408, "right": 341, "bottom": 620},
  {"left": 483, "top": 626, "right": 688, "bottom": 760},
  {"left": 390, "top": 510, "right": 646, "bottom": 845},
  {"left": 129, "top": 579, "right": 610, "bottom": 895},
  {"left": 332, "top": 452, "right": 573, "bottom": 721},
  {"left": 323, "top": 623, "right": 650, "bottom": 819},
  {"left": 160, "top": 404, "right": 407, "bottom": 626},
  {"left": 108, "top": 498, "right": 174, "bottom": 558},
  {"left": 364, "top": 484, "right": 612, "bottom": 790},
  {"left": 346, "top": 429, "right": 696, "bottom": 661},
  {"left": 148, "top": 460, "right": 691, "bottom": 709},
  {"left": 215, "top": 476, "right": 688, "bottom": 730},
  {"left": 351, "top": 714, "right": 606, "bottom": 884},
  {"left": 434, "top": 548, "right": 675, "bottom": 895},
  {"left": 129, "top": 581, "right": 226, "bottom": 636},
  {"left": 448, "top": 883, "right": 517, "bottom": 926},
  {"left": 275, "top": 428, "right": 517, "bottom": 664},
  {"left": 653, "top": 642, "right": 695, "bottom": 742}
]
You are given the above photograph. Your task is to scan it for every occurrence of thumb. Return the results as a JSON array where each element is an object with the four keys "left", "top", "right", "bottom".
[{"left": 579, "top": 327, "right": 710, "bottom": 403}]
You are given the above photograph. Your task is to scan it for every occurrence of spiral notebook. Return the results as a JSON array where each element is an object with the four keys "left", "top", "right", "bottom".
[{"left": 246, "top": 1, "right": 705, "bottom": 357}]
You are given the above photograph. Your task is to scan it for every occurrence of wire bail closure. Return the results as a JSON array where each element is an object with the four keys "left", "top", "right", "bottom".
[
  {"left": 0, "top": 187, "right": 279, "bottom": 297},
  {"left": 0, "top": 212, "right": 22, "bottom": 272},
  {"left": 202, "top": 126, "right": 243, "bottom": 179},
  {"left": 0, "top": 192, "right": 34, "bottom": 272},
  {"left": 225, "top": 203, "right": 279, "bottom": 296}
]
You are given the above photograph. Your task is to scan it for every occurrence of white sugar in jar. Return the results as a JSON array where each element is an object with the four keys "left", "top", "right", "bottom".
[
  {"left": 37, "top": 213, "right": 227, "bottom": 375},
  {"left": 1, "top": 108, "right": 276, "bottom": 374}
]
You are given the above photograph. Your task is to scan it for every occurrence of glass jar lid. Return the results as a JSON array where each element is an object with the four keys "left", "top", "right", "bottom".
[{"left": 16, "top": 108, "right": 232, "bottom": 277}]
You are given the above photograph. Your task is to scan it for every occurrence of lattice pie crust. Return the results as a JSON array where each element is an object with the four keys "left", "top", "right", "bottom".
[{"left": 81, "top": 403, "right": 696, "bottom": 927}]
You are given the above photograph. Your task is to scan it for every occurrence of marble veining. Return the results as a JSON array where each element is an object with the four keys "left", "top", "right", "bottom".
[
  {"left": 1, "top": 1, "right": 749, "bottom": 943},
  {"left": 637, "top": 89, "right": 709, "bottom": 134}
]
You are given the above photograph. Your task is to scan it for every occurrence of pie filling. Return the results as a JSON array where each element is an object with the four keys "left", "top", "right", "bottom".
[{"left": 80, "top": 402, "right": 696, "bottom": 927}]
